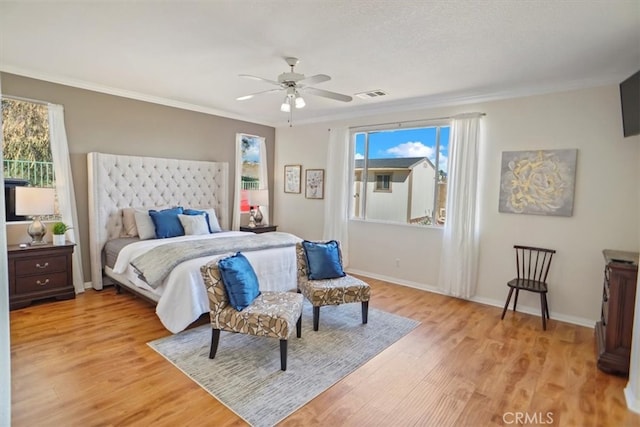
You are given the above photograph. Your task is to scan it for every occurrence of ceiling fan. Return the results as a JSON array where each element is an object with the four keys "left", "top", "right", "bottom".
[{"left": 236, "top": 57, "right": 353, "bottom": 114}]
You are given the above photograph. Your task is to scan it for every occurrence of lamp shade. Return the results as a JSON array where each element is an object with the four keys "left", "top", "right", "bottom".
[
  {"left": 15, "top": 187, "right": 56, "bottom": 216},
  {"left": 248, "top": 189, "right": 269, "bottom": 207}
]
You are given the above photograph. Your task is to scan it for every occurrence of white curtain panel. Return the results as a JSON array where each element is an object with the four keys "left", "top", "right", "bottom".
[
  {"left": 322, "top": 127, "right": 350, "bottom": 266},
  {"left": 232, "top": 135, "right": 243, "bottom": 230},
  {"left": 48, "top": 104, "right": 84, "bottom": 293},
  {"left": 258, "top": 137, "right": 269, "bottom": 225},
  {"left": 439, "top": 114, "right": 483, "bottom": 299}
]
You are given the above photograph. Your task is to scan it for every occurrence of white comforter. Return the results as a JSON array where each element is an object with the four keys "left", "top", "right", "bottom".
[{"left": 110, "top": 231, "right": 299, "bottom": 333}]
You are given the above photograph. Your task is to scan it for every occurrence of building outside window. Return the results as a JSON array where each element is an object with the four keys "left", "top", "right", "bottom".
[{"left": 352, "top": 123, "right": 450, "bottom": 226}]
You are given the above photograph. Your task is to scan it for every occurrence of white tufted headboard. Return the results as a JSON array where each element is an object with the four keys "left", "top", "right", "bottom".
[{"left": 87, "top": 152, "right": 229, "bottom": 290}]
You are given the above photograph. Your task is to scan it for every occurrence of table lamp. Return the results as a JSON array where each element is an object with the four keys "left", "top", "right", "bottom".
[
  {"left": 248, "top": 189, "right": 269, "bottom": 227},
  {"left": 15, "top": 187, "right": 56, "bottom": 245}
]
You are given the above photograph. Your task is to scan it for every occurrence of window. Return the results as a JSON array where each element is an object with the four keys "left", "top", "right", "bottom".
[
  {"left": 238, "top": 134, "right": 265, "bottom": 213},
  {"left": 2, "top": 98, "right": 58, "bottom": 222},
  {"left": 374, "top": 173, "right": 391, "bottom": 192},
  {"left": 351, "top": 123, "right": 450, "bottom": 226}
]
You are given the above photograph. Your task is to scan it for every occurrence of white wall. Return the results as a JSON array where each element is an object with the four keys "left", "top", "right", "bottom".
[
  {"left": 365, "top": 170, "right": 409, "bottom": 222},
  {"left": 275, "top": 84, "right": 640, "bottom": 326}
]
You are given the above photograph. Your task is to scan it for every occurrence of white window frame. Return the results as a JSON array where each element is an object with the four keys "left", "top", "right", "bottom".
[{"left": 349, "top": 119, "right": 450, "bottom": 227}]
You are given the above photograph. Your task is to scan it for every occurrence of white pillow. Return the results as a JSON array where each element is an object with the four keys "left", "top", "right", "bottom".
[
  {"left": 121, "top": 208, "right": 138, "bottom": 237},
  {"left": 134, "top": 209, "right": 156, "bottom": 240},
  {"left": 178, "top": 214, "right": 210, "bottom": 236},
  {"left": 202, "top": 208, "right": 222, "bottom": 232}
]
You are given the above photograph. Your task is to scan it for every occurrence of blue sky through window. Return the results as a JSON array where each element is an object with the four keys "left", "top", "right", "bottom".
[{"left": 355, "top": 126, "right": 450, "bottom": 172}]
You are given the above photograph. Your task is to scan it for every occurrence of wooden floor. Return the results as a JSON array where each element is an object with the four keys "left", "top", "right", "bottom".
[{"left": 10, "top": 277, "right": 639, "bottom": 426}]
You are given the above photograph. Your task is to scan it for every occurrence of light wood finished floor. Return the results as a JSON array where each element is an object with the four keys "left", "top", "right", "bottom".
[{"left": 10, "top": 277, "right": 639, "bottom": 426}]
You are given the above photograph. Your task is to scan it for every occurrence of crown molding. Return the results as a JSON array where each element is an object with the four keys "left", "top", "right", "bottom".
[
  {"left": 285, "top": 74, "right": 625, "bottom": 128},
  {"left": 0, "top": 65, "right": 276, "bottom": 127},
  {"left": 1, "top": 65, "right": 624, "bottom": 130}
]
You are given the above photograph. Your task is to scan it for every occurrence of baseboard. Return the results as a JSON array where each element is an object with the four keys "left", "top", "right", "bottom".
[
  {"left": 345, "top": 268, "right": 596, "bottom": 328},
  {"left": 84, "top": 281, "right": 93, "bottom": 290},
  {"left": 625, "top": 385, "right": 640, "bottom": 414},
  {"left": 346, "top": 268, "right": 446, "bottom": 295}
]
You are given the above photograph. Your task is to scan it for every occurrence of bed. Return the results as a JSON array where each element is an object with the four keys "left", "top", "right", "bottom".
[{"left": 87, "top": 152, "right": 299, "bottom": 333}]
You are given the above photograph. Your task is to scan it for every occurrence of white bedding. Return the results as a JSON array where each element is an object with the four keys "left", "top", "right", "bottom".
[{"left": 110, "top": 231, "right": 299, "bottom": 333}]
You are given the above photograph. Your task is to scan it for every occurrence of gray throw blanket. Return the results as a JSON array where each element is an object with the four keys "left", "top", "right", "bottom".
[{"left": 130, "top": 232, "right": 301, "bottom": 288}]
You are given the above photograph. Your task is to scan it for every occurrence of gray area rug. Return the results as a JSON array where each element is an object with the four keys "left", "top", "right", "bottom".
[{"left": 148, "top": 302, "right": 419, "bottom": 427}]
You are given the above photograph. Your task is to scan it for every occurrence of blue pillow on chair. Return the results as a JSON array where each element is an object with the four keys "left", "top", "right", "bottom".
[
  {"left": 149, "top": 207, "right": 185, "bottom": 238},
  {"left": 302, "top": 240, "right": 346, "bottom": 280},
  {"left": 218, "top": 252, "right": 261, "bottom": 311}
]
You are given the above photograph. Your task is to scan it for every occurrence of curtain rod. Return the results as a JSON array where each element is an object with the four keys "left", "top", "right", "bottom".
[
  {"left": 1, "top": 94, "right": 50, "bottom": 106},
  {"left": 348, "top": 112, "right": 486, "bottom": 132}
]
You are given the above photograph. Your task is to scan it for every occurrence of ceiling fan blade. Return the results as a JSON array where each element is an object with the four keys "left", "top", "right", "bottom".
[
  {"left": 305, "top": 87, "right": 353, "bottom": 102},
  {"left": 238, "top": 74, "right": 282, "bottom": 87},
  {"left": 236, "top": 88, "right": 283, "bottom": 101},
  {"left": 297, "top": 74, "right": 331, "bottom": 86}
]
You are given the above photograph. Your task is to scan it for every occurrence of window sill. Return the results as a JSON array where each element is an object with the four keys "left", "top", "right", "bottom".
[{"left": 349, "top": 218, "right": 444, "bottom": 230}]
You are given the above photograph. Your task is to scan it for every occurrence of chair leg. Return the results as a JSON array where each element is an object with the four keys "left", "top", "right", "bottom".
[
  {"left": 296, "top": 314, "right": 302, "bottom": 338},
  {"left": 540, "top": 294, "right": 547, "bottom": 331},
  {"left": 209, "top": 329, "right": 220, "bottom": 359},
  {"left": 313, "top": 306, "right": 320, "bottom": 331},
  {"left": 544, "top": 294, "right": 550, "bottom": 319},
  {"left": 362, "top": 301, "right": 369, "bottom": 324},
  {"left": 280, "top": 339, "right": 287, "bottom": 371},
  {"left": 501, "top": 288, "right": 514, "bottom": 320},
  {"left": 513, "top": 289, "right": 520, "bottom": 312}
]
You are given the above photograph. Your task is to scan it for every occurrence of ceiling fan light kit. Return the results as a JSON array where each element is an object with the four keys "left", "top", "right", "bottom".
[{"left": 237, "top": 57, "right": 352, "bottom": 125}]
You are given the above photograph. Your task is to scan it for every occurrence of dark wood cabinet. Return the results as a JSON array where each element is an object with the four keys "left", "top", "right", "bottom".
[
  {"left": 240, "top": 225, "right": 278, "bottom": 234},
  {"left": 595, "top": 249, "right": 638, "bottom": 376},
  {"left": 7, "top": 242, "right": 75, "bottom": 310}
]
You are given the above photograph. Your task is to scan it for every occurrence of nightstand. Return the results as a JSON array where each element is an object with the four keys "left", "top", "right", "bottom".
[
  {"left": 240, "top": 225, "right": 278, "bottom": 234},
  {"left": 7, "top": 242, "right": 75, "bottom": 310}
]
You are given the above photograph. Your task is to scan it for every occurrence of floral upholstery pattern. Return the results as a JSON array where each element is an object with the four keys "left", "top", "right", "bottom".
[
  {"left": 296, "top": 242, "right": 371, "bottom": 307},
  {"left": 201, "top": 261, "right": 303, "bottom": 339}
]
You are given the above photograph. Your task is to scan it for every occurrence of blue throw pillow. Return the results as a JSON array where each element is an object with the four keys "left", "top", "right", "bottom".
[
  {"left": 183, "top": 208, "right": 213, "bottom": 233},
  {"left": 218, "top": 252, "right": 261, "bottom": 311},
  {"left": 149, "top": 207, "right": 185, "bottom": 238},
  {"left": 302, "top": 240, "right": 346, "bottom": 280}
]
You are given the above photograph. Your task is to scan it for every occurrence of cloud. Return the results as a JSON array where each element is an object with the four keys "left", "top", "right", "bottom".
[
  {"left": 439, "top": 152, "right": 448, "bottom": 173},
  {"left": 354, "top": 152, "right": 364, "bottom": 160},
  {"left": 386, "top": 141, "right": 435, "bottom": 159},
  {"left": 242, "top": 144, "right": 260, "bottom": 162}
]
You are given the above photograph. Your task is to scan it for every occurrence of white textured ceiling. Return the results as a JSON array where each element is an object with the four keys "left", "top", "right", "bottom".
[{"left": 1, "top": 1, "right": 639, "bottom": 127}]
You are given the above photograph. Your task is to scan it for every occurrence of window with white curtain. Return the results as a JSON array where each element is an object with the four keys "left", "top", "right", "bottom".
[
  {"left": 351, "top": 122, "right": 450, "bottom": 226},
  {"left": 239, "top": 134, "right": 265, "bottom": 212},
  {"left": 2, "top": 98, "right": 60, "bottom": 222}
]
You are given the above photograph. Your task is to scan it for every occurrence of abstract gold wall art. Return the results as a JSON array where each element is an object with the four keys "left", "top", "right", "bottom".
[{"left": 499, "top": 149, "right": 577, "bottom": 217}]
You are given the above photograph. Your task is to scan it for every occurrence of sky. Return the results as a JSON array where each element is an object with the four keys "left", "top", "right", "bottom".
[
  {"left": 241, "top": 136, "right": 261, "bottom": 163},
  {"left": 355, "top": 126, "right": 450, "bottom": 172}
]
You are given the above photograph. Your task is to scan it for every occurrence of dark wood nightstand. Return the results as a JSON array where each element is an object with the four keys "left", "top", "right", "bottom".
[
  {"left": 7, "top": 242, "right": 75, "bottom": 310},
  {"left": 240, "top": 225, "right": 278, "bottom": 234}
]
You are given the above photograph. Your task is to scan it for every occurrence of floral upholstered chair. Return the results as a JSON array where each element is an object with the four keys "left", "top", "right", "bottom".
[
  {"left": 200, "top": 259, "right": 303, "bottom": 371},
  {"left": 296, "top": 241, "right": 371, "bottom": 331}
]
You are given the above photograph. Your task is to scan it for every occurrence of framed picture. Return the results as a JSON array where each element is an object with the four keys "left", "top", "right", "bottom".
[
  {"left": 305, "top": 169, "right": 324, "bottom": 199},
  {"left": 498, "top": 149, "right": 577, "bottom": 217},
  {"left": 284, "top": 164, "right": 301, "bottom": 194}
]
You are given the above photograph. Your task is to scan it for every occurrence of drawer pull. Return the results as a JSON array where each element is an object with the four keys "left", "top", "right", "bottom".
[
  {"left": 36, "top": 262, "right": 49, "bottom": 269},
  {"left": 36, "top": 279, "right": 50, "bottom": 286}
]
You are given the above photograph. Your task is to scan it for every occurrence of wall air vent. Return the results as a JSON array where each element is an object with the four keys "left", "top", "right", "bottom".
[{"left": 355, "top": 90, "right": 388, "bottom": 100}]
